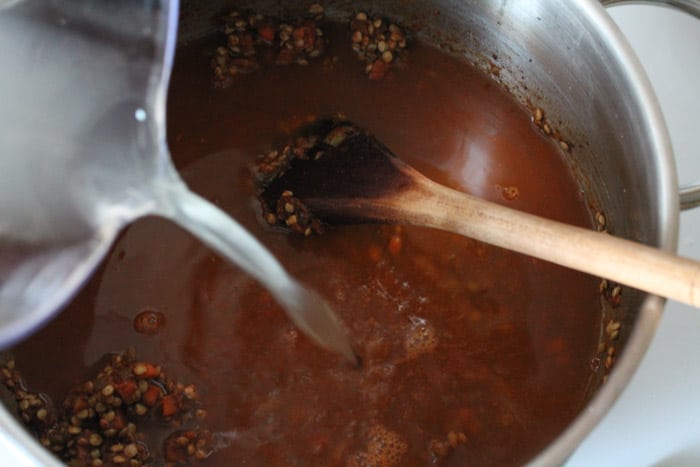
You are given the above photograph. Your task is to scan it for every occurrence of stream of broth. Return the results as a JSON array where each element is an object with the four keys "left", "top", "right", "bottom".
[{"left": 11, "top": 22, "right": 602, "bottom": 466}]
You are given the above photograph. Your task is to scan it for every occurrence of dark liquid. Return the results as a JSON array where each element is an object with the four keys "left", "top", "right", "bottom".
[{"left": 12, "top": 25, "right": 601, "bottom": 466}]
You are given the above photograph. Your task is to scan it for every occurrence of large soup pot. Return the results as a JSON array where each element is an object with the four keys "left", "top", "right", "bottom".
[{"left": 1, "top": 0, "right": 698, "bottom": 465}]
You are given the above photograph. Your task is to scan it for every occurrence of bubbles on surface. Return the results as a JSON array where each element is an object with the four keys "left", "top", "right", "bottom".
[
  {"left": 349, "top": 424, "right": 408, "bottom": 467},
  {"left": 403, "top": 315, "right": 438, "bottom": 359}
]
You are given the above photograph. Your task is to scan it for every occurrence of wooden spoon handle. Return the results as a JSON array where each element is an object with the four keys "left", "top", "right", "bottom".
[{"left": 402, "top": 177, "right": 700, "bottom": 307}]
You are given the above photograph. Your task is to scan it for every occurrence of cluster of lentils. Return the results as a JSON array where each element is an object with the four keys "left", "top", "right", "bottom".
[
  {"left": 264, "top": 188, "right": 324, "bottom": 237},
  {"left": 255, "top": 120, "right": 357, "bottom": 236},
  {"left": 212, "top": 5, "right": 410, "bottom": 85},
  {"left": 212, "top": 5, "right": 326, "bottom": 87},
  {"left": 0, "top": 350, "right": 212, "bottom": 466},
  {"left": 254, "top": 132, "right": 324, "bottom": 236},
  {"left": 350, "top": 11, "right": 408, "bottom": 80}
]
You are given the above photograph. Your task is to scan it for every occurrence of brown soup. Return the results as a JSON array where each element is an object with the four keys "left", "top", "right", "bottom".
[{"left": 5, "top": 14, "right": 603, "bottom": 467}]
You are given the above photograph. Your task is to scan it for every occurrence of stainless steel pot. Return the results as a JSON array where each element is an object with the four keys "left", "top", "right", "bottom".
[{"left": 1, "top": 0, "right": 699, "bottom": 465}]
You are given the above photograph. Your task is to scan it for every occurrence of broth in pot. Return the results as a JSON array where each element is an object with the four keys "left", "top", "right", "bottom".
[{"left": 1, "top": 6, "right": 611, "bottom": 466}]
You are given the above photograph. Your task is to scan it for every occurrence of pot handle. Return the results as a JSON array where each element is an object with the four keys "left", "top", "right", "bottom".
[
  {"left": 602, "top": 0, "right": 700, "bottom": 17},
  {"left": 601, "top": 0, "right": 700, "bottom": 210},
  {"left": 680, "top": 184, "right": 700, "bottom": 210}
]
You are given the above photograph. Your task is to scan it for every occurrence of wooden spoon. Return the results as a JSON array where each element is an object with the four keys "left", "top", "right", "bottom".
[{"left": 258, "top": 120, "right": 700, "bottom": 308}]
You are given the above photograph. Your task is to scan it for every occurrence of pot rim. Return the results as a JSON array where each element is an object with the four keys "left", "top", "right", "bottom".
[{"left": 528, "top": 1, "right": 678, "bottom": 465}]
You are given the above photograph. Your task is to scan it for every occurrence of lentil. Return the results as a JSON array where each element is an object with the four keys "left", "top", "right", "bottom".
[
  {"left": 501, "top": 185, "right": 520, "bottom": 200},
  {"left": 595, "top": 211, "right": 607, "bottom": 231},
  {"left": 606, "top": 319, "right": 621, "bottom": 341}
]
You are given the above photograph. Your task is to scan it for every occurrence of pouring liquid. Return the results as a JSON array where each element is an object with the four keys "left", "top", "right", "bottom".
[{"left": 152, "top": 181, "right": 357, "bottom": 364}]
